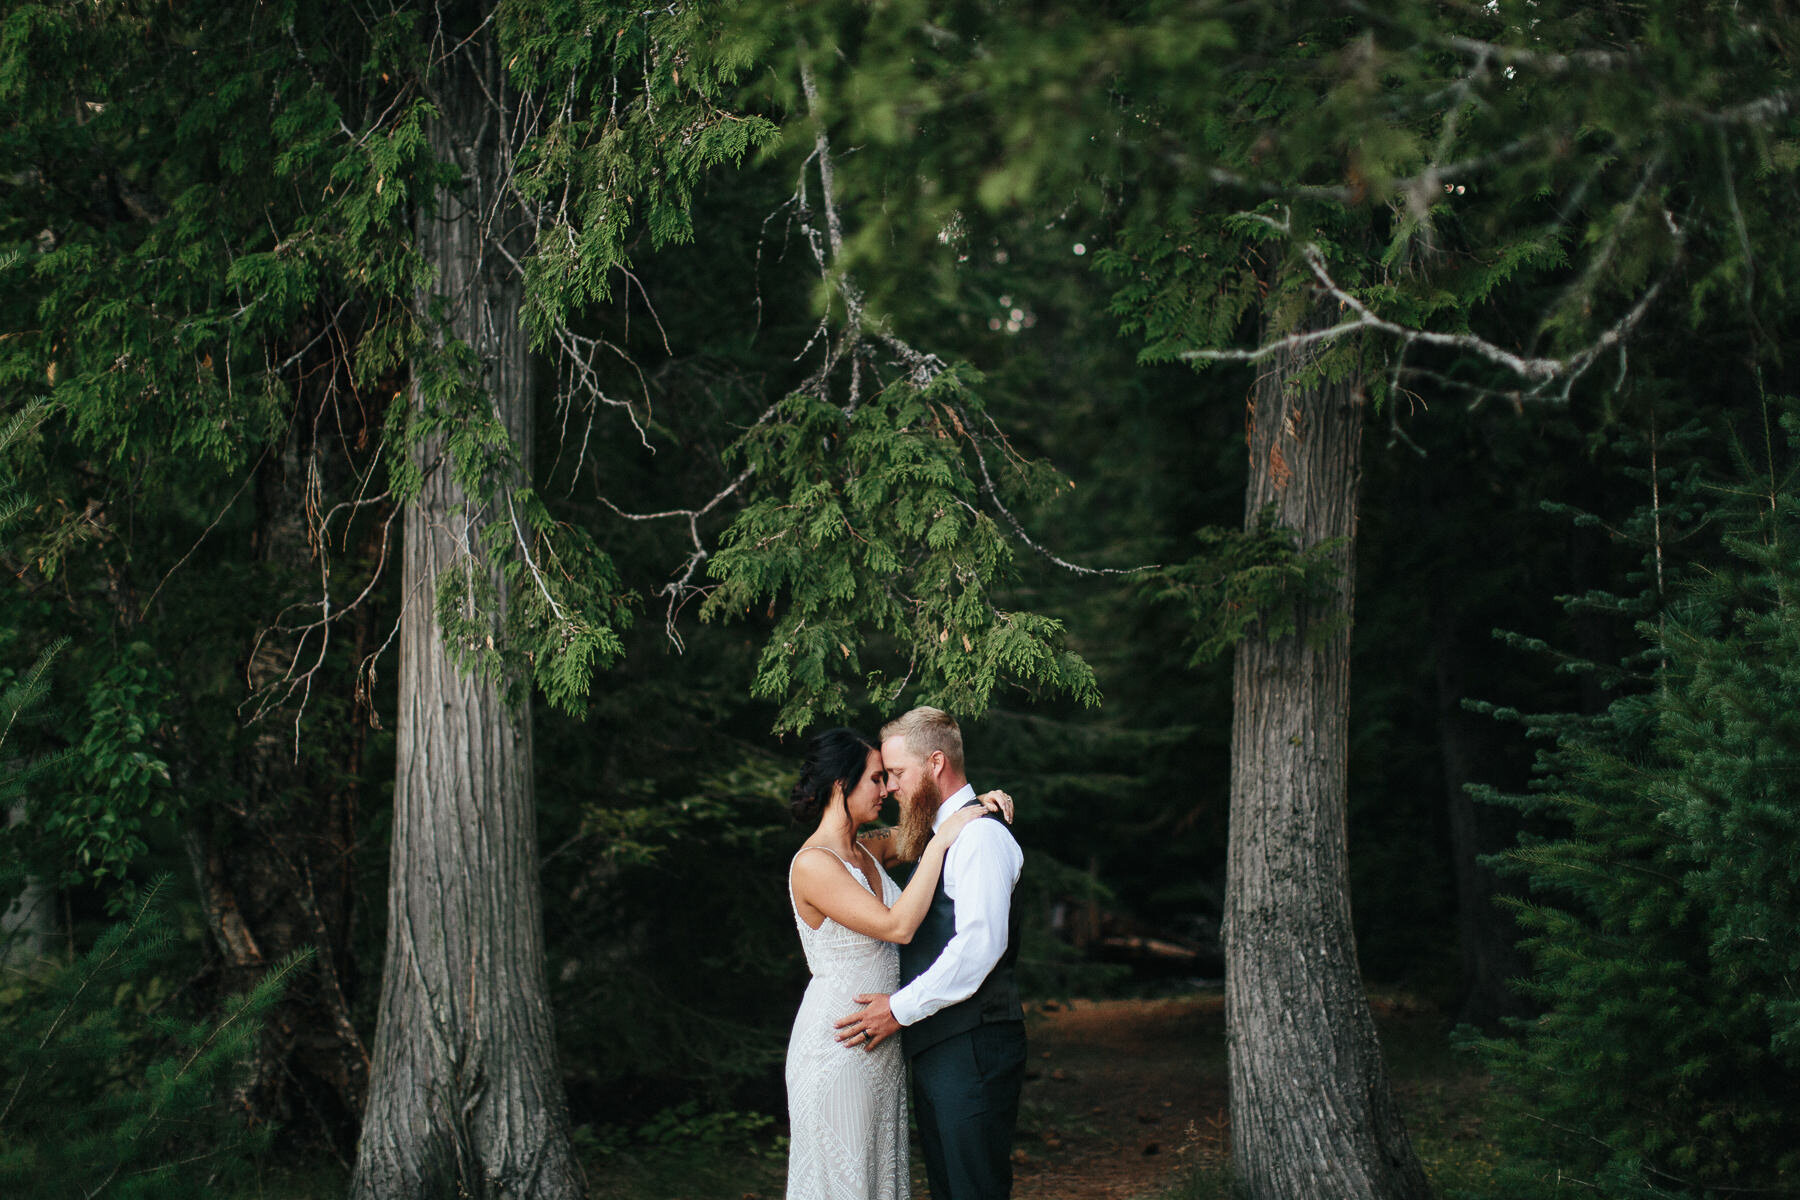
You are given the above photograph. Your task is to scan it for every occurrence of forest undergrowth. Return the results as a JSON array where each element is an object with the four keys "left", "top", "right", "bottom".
[
  {"left": 227, "top": 988, "right": 1499, "bottom": 1200},
  {"left": 574, "top": 989, "right": 1500, "bottom": 1200}
]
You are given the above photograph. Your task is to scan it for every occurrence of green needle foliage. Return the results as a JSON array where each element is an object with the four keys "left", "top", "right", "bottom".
[
  {"left": 44, "top": 646, "right": 174, "bottom": 884},
  {"left": 2, "top": 0, "right": 1096, "bottom": 736},
  {"left": 1470, "top": 405, "right": 1800, "bottom": 1198},
  {"left": 1144, "top": 508, "right": 1348, "bottom": 665},
  {"left": 0, "top": 876, "right": 313, "bottom": 1200},
  {"left": 0, "top": 401, "right": 69, "bottom": 824},
  {"left": 1, "top": 417, "right": 306, "bottom": 1196},
  {"left": 705, "top": 373, "right": 1099, "bottom": 731}
]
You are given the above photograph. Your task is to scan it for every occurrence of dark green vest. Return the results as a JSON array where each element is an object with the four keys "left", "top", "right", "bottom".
[{"left": 898, "top": 808, "right": 1024, "bottom": 1058}]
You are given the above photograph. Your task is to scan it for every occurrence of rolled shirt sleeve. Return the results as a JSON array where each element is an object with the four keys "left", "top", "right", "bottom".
[{"left": 889, "top": 788, "right": 1024, "bottom": 1027}]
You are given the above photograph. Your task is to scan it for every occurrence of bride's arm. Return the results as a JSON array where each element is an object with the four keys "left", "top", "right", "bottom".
[
  {"left": 856, "top": 826, "right": 903, "bottom": 868},
  {"left": 794, "top": 808, "right": 987, "bottom": 943}
]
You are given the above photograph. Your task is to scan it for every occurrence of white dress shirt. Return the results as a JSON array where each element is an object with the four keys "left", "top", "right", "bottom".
[{"left": 889, "top": 784, "right": 1025, "bottom": 1027}]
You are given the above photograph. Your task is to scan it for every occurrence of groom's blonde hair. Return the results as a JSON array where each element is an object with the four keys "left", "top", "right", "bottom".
[{"left": 880, "top": 706, "right": 964, "bottom": 774}]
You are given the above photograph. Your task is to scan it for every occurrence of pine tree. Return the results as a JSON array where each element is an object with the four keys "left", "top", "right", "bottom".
[{"left": 1473, "top": 404, "right": 1800, "bottom": 1197}]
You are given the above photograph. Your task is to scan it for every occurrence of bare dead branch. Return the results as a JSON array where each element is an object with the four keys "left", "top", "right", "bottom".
[
  {"left": 952, "top": 398, "right": 1160, "bottom": 578},
  {"left": 600, "top": 466, "right": 755, "bottom": 648},
  {"left": 505, "top": 491, "right": 569, "bottom": 626},
  {"left": 1185, "top": 216, "right": 1682, "bottom": 409}
]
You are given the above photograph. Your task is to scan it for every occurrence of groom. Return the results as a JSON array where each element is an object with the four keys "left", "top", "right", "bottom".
[{"left": 835, "top": 706, "right": 1026, "bottom": 1200}]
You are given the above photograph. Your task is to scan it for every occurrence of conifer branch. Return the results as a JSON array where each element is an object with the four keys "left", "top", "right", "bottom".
[
  {"left": 798, "top": 58, "right": 847, "bottom": 270},
  {"left": 0, "top": 878, "right": 168, "bottom": 1130},
  {"left": 84, "top": 947, "right": 315, "bottom": 1200},
  {"left": 1715, "top": 132, "right": 1759, "bottom": 321},
  {"left": 235, "top": 299, "right": 400, "bottom": 746},
  {"left": 1200, "top": 133, "right": 1554, "bottom": 210},
  {"left": 805, "top": 52, "right": 1153, "bottom": 583},
  {"left": 548, "top": 325, "right": 654, "bottom": 452},
  {"left": 1549, "top": 155, "right": 1666, "bottom": 348},
  {"left": 620, "top": 45, "right": 1146, "bottom": 669},
  {"left": 1439, "top": 34, "right": 1636, "bottom": 74},
  {"left": 1202, "top": 168, "right": 1358, "bottom": 203},
  {"left": 795, "top": 50, "right": 883, "bottom": 410},
  {"left": 1186, "top": 222, "right": 1684, "bottom": 407},
  {"left": 594, "top": 53, "right": 895, "bottom": 647},
  {"left": 241, "top": 499, "right": 401, "bottom": 741},
  {"left": 505, "top": 492, "right": 568, "bottom": 626}
]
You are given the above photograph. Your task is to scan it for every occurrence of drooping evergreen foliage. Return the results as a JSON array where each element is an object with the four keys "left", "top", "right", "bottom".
[
  {"left": 1472, "top": 406, "right": 1800, "bottom": 1197},
  {"left": 5, "top": 0, "right": 1800, "bottom": 1189},
  {"left": 2, "top": 0, "right": 1112, "bottom": 1151},
  {"left": 0, "top": 401, "right": 70, "bottom": 845},
  {"left": 705, "top": 374, "right": 1098, "bottom": 732}
]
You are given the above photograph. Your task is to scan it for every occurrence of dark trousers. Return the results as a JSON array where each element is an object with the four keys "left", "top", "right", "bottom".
[{"left": 910, "top": 1021, "right": 1027, "bottom": 1200}]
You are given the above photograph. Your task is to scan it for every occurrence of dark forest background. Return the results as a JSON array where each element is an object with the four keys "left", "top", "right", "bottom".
[{"left": 4, "top": 1, "right": 1798, "bottom": 1197}]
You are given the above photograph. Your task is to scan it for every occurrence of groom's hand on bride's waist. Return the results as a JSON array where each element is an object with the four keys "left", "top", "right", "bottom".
[{"left": 835, "top": 993, "right": 901, "bottom": 1051}]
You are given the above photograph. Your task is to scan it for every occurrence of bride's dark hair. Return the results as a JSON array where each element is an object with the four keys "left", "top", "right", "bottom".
[{"left": 791, "top": 727, "right": 878, "bottom": 823}]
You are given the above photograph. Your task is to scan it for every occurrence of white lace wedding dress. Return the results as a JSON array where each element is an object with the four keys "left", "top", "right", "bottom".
[{"left": 785, "top": 847, "right": 910, "bottom": 1200}]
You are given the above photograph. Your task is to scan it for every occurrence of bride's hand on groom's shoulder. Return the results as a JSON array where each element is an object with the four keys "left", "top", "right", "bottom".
[
  {"left": 936, "top": 791, "right": 1014, "bottom": 848},
  {"left": 978, "top": 790, "right": 1014, "bottom": 824},
  {"left": 939, "top": 804, "right": 988, "bottom": 841}
]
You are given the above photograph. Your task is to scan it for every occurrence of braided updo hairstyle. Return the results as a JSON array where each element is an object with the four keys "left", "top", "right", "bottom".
[{"left": 790, "top": 727, "right": 878, "bottom": 824}]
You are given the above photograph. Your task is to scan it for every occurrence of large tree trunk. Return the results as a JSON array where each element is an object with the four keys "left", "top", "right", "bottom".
[
  {"left": 1224, "top": 321, "right": 1433, "bottom": 1200},
  {"left": 350, "top": 19, "right": 583, "bottom": 1200}
]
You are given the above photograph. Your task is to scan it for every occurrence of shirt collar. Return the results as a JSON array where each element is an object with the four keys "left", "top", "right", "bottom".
[{"left": 931, "top": 783, "right": 977, "bottom": 832}]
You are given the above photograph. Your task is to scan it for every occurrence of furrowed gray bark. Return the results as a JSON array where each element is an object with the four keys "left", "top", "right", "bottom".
[
  {"left": 1224, "top": 313, "right": 1433, "bottom": 1200},
  {"left": 350, "top": 17, "right": 582, "bottom": 1199}
]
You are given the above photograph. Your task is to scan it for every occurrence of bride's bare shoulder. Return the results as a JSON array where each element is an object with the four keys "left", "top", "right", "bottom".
[{"left": 790, "top": 843, "right": 846, "bottom": 886}]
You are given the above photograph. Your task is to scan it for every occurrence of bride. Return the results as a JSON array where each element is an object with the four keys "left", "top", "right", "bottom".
[{"left": 784, "top": 727, "right": 1010, "bottom": 1200}]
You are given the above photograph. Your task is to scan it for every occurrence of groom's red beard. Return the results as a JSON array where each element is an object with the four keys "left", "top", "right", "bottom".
[{"left": 893, "top": 777, "right": 943, "bottom": 863}]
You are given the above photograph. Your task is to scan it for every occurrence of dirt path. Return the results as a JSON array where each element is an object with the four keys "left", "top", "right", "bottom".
[
  {"left": 626, "top": 988, "right": 1479, "bottom": 1200},
  {"left": 1001, "top": 993, "right": 1227, "bottom": 1200}
]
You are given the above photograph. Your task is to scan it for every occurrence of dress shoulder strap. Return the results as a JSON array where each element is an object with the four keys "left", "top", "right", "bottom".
[
  {"left": 789, "top": 844, "right": 877, "bottom": 932},
  {"left": 789, "top": 843, "right": 873, "bottom": 893},
  {"left": 793, "top": 844, "right": 851, "bottom": 867}
]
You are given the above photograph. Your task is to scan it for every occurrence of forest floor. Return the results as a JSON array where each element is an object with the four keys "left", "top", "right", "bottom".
[
  {"left": 584, "top": 987, "right": 1503, "bottom": 1200},
  {"left": 1007, "top": 993, "right": 1227, "bottom": 1200},
  {"left": 1008, "top": 990, "right": 1498, "bottom": 1199}
]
